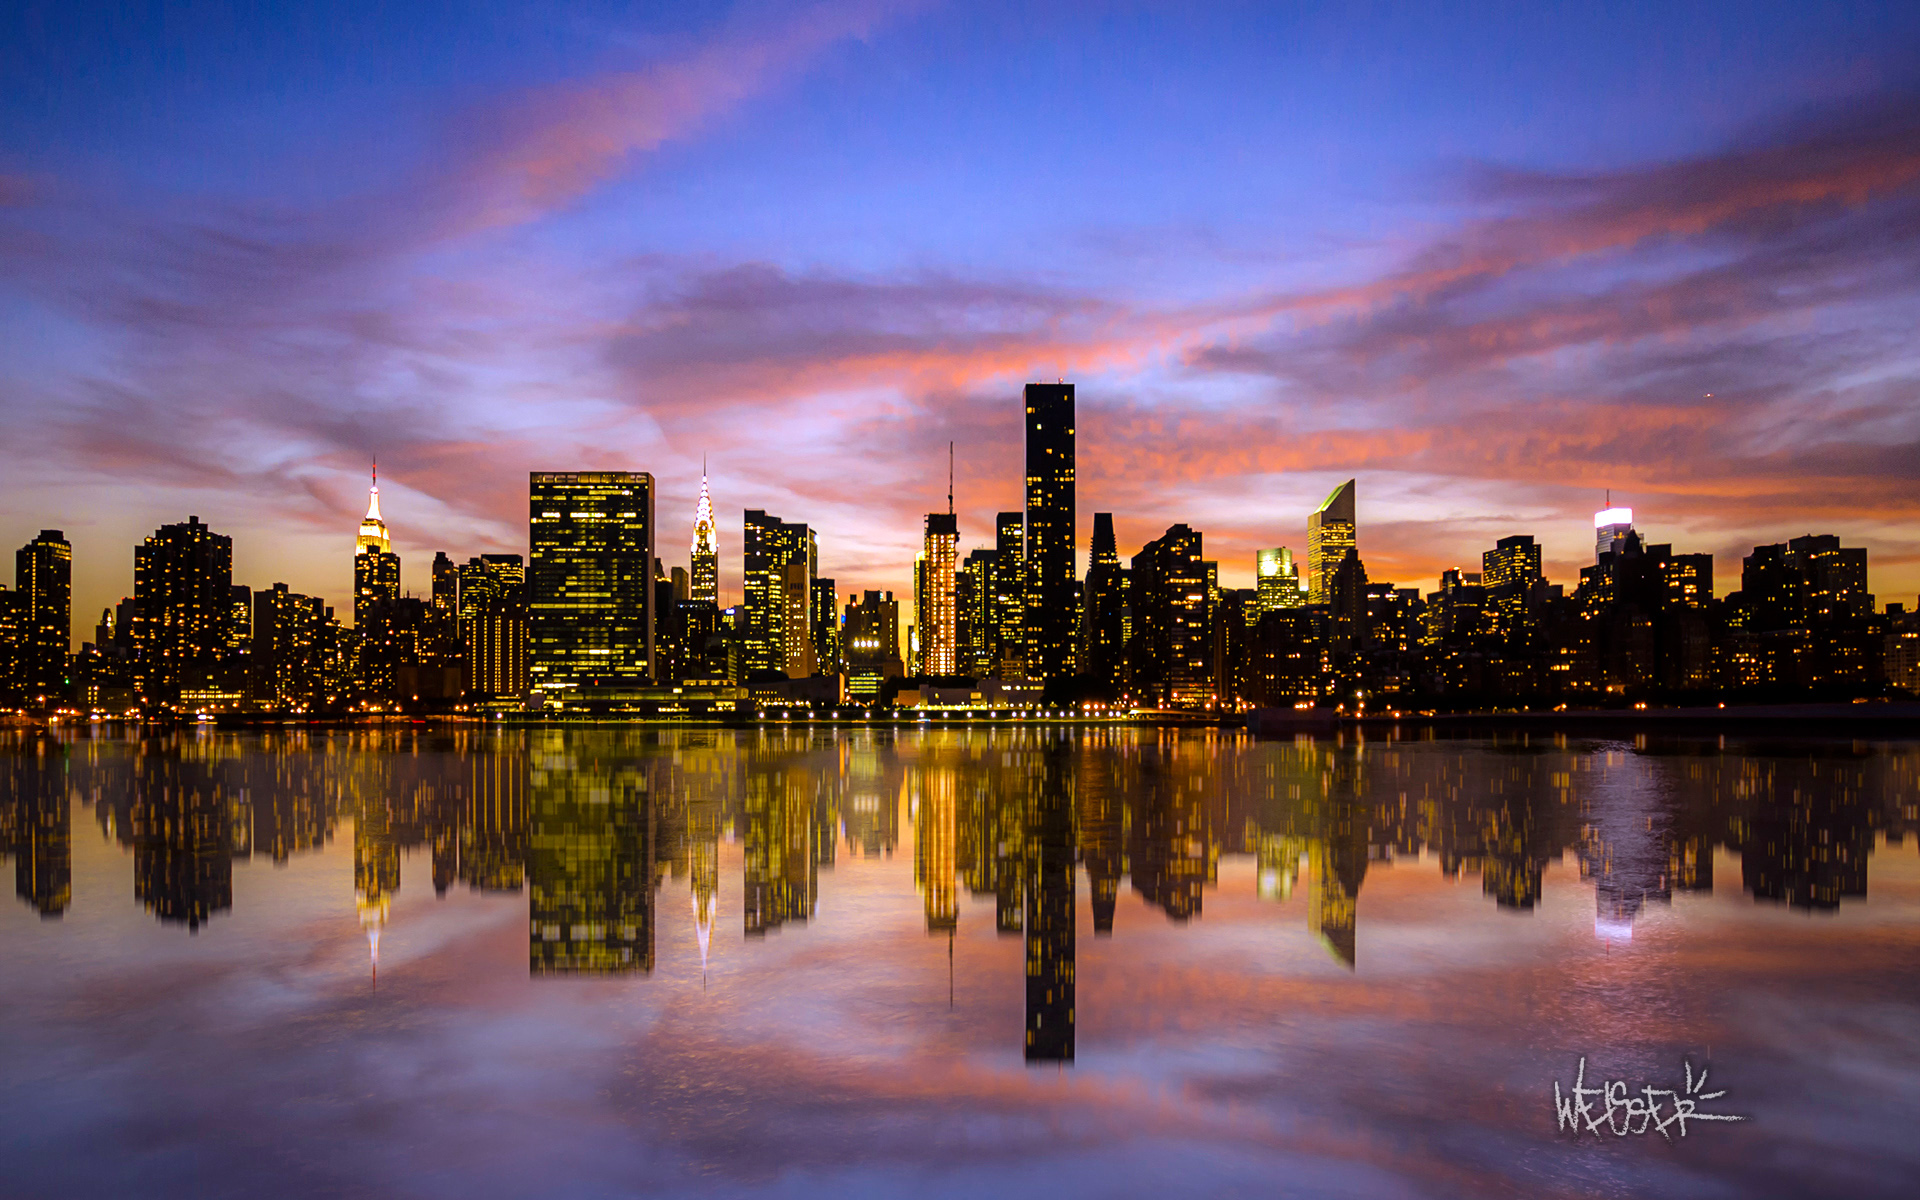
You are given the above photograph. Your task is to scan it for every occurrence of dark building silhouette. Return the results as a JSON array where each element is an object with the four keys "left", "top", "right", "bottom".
[
  {"left": 1127, "top": 524, "right": 1210, "bottom": 708},
  {"left": 15, "top": 530, "right": 71, "bottom": 704},
  {"left": 134, "top": 517, "right": 236, "bottom": 704},
  {"left": 1081, "top": 513, "right": 1127, "bottom": 696},
  {"left": 1023, "top": 384, "right": 1076, "bottom": 684}
]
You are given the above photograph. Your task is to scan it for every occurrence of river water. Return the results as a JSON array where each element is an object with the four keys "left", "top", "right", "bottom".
[{"left": 2, "top": 726, "right": 1917, "bottom": 1198}]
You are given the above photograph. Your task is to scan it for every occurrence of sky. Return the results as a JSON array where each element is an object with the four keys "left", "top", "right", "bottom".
[{"left": 4, "top": 0, "right": 1920, "bottom": 636}]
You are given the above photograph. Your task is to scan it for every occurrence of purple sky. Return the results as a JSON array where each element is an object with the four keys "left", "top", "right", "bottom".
[{"left": 4, "top": 1, "right": 1920, "bottom": 633}]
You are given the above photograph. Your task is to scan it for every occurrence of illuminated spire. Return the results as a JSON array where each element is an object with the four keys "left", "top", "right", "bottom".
[
  {"left": 690, "top": 459, "right": 719, "bottom": 606},
  {"left": 356, "top": 459, "right": 391, "bottom": 555},
  {"left": 691, "top": 470, "right": 716, "bottom": 556}
]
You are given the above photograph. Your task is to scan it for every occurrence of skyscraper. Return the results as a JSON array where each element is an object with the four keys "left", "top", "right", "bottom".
[
  {"left": 691, "top": 470, "right": 719, "bottom": 605},
  {"left": 1023, "top": 383, "right": 1076, "bottom": 683},
  {"left": 810, "top": 577, "right": 840, "bottom": 675},
  {"left": 354, "top": 465, "right": 401, "bottom": 634},
  {"left": 134, "top": 517, "right": 234, "bottom": 703},
  {"left": 529, "top": 472, "right": 655, "bottom": 703},
  {"left": 1595, "top": 503, "right": 1634, "bottom": 562},
  {"left": 742, "top": 510, "right": 815, "bottom": 678},
  {"left": 1256, "top": 547, "right": 1304, "bottom": 613},
  {"left": 1308, "top": 480, "right": 1356, "bottom": 606},
  {"left": 249, "top": 583, "right": 327, "bottom": 709},
  {"left": 1129, "top": 524, "right": 1211, "bottom": 708},
  {"left": 780, "top": 559, "right": 816, "bottom": 678},
  {"left": 1081, "top": 512, "right": 1126, "bottom": 693},
  {"left": 919, "top": 512, "right": 958, "bottom": 676},
  {"left": 460, "top": 554, "right": 527, "bottom": 701},
  {"left": 992, "top": 511, "right": 1026, "bottom": 678},
  {"left": 15, "top": 530, "right": 70, "bottom": 704},
  {"left": 843, "top": 589, "right": 903, "bottom": 696}
]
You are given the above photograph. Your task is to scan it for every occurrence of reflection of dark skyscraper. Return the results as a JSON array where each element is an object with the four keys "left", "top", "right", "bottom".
[
  {"left": 1740, "top": 779, "right": 1870, "bottom": 910},
  {"left": 1023, "top": 384, "right": 1076, "bottom": 684},
  {"left": 743, "top": 763, "right": 816, "bottom": 935},
  {"left": 1025, "top": 743, "right": 1075, "bottom": 1063},
  {"left": 463, "top": 749, "right": 529, "bottom": 892},
  {"left": 1311, "top": 759, "right": 1369, "bottom": 968},
  {"left": 132, "top": 756, "right": 233, "bottom": 930},
  {"left": 529, "top": 472, "right": 656, "bottom": 701},
  {"left": 2, "top": 749, "right": 71, "bottom": 916},
  {"left": 1130, "top": 756, "right": 1208, "bottom": 920},
  {"left": 1078, "top": 746, "right": 1122, "bottom": 935},
  {"left": 529, "top": 754, "right": 656, "bottom": 973}
]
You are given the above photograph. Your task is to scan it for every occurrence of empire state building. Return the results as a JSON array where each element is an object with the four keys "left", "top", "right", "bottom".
[{"left": 354, "top": 463, "right": 400, "bottom": 632}]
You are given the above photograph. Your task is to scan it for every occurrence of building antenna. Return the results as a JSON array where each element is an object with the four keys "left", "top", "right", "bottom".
[{"left": 947, "top": 441, "right": 954, "bottom": 515}]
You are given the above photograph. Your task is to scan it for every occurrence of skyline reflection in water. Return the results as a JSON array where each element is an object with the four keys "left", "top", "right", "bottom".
[{"left": 3, "top": 727, "right": 1918, "bottom": 1199}]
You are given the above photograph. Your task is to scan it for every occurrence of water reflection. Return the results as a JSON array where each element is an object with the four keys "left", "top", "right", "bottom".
[{"left": 3, "top": 728, "right": 1916, "bottom": 975}]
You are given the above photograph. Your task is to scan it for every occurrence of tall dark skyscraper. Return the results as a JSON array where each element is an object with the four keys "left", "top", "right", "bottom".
[
  {"left": 1022, "top": 383, "right": 1076, "bottom": 684},
  {"left": 134, "top": 517, "right": 234, "bottom": 703},
  {"left": 14, "top": 530, "right": 70, "bottom": 704},
  {"left": 1080, "top": 512, "right": 1125, "bottom": 694},
  {"left": 1129, "top": 524, "right": 1211, "bottom": 708},
  {"left": 529, "top": 472, "right": 655, "bottom": 703}
]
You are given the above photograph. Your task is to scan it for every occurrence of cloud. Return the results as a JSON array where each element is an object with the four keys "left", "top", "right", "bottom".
[{"left": 450, "top": 0, "right": 922, "bottom": 233}]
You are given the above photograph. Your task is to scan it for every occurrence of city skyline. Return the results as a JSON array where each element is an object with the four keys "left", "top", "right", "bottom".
[
  {"left": 8, "top": 416, "right": 1918, "bottom": 653},
  {"left": 5, "top": 4, "right": 1920, "bottom": 639}
]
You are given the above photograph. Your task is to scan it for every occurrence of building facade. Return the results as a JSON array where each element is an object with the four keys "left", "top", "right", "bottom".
[
  {"left": 529, "top": 472, "right": 655, "bottom": 704},
  {"left": 1022, "top": 383, "right": 1076, "bottom": 683},
  {"left": 1308, "top": 480, "right": 1356, "bottom": 606}
]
